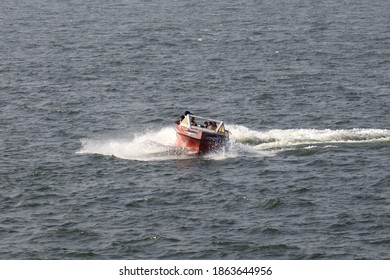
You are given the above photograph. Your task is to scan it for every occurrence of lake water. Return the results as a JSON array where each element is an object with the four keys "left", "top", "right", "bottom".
[{"left": 1, "top": 0, "right": 389, "bottom": 259}]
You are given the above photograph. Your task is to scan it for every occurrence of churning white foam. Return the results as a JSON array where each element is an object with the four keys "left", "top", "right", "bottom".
[
  {"left": 229, "top": 125, "right": 390, "bottom": 150},
  {"left": 77, "top": 125, "right": 390, "bottom": 161},
  {"left": 77, "top": 127, "right": 181, "bottom": 161}
]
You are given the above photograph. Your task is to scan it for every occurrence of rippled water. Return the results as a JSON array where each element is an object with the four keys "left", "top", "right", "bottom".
[{"left": 1, "top": 0, "right": 389, "bottom": 259}]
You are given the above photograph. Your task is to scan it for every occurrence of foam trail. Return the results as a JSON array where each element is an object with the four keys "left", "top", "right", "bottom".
[
  {"left": 229, "top": 125, "right": 390, "bottom": 150},
  {"left": 77, "top": 125, "right": 390, "bottom": 161}
]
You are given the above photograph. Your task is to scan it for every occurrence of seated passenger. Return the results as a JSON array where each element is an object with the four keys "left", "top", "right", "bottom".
[
  {"left": 207, "top": 121, "right": 217, "bottom": 130},
  {"left": 190, "top": 117, "right": 197, "bottom": 126},
  {"left": 175, "top": 114, "right": 185, "bottom": 124}
]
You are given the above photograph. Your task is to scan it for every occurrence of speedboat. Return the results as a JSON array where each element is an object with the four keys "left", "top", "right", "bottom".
[{"left": 175, "top": 113, "right": 229, "bottom": 154}]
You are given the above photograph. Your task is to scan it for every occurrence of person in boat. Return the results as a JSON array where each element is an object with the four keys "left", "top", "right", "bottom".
[
  {"left": 176, "top": 114, "right": 185, "bottom": 124},
  {"left": 178, "top": 111, "right": 194, "bottom": 125},
  {"left": 207, "top": 121, "right": 217, "bottom": 130},
  {"left": 190, "top": 116, "right": 197, "bottom": 126}
]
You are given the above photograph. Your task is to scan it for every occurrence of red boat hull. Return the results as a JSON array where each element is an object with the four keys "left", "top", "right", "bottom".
[{"left": 175, "top": 124, "right": 228, "bottom": 154}]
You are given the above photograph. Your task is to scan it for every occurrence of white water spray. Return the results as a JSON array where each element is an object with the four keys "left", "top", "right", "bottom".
[
  {"left": 229, "top": 125, "right": 390, "bottom": 149},
  {"left": 77, "top": 125, "right": 390, "bottom": 161}
]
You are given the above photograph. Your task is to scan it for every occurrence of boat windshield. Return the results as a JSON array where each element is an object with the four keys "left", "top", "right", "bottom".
[{"left": 180, "top": 114, "right": 226, "bottom": 133}]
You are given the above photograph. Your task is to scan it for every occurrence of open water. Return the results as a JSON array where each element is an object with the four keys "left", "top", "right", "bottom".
[{"left": 1, "top": 0, "right": 389, "bottom": 259}]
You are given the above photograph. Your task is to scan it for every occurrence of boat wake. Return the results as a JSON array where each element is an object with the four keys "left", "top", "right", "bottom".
[
  {"left": 77, "top": 125, "right": 390, "bottom": 161},
  {"left": 229, "top": 125, "right": 390, "bottom": 150}
]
